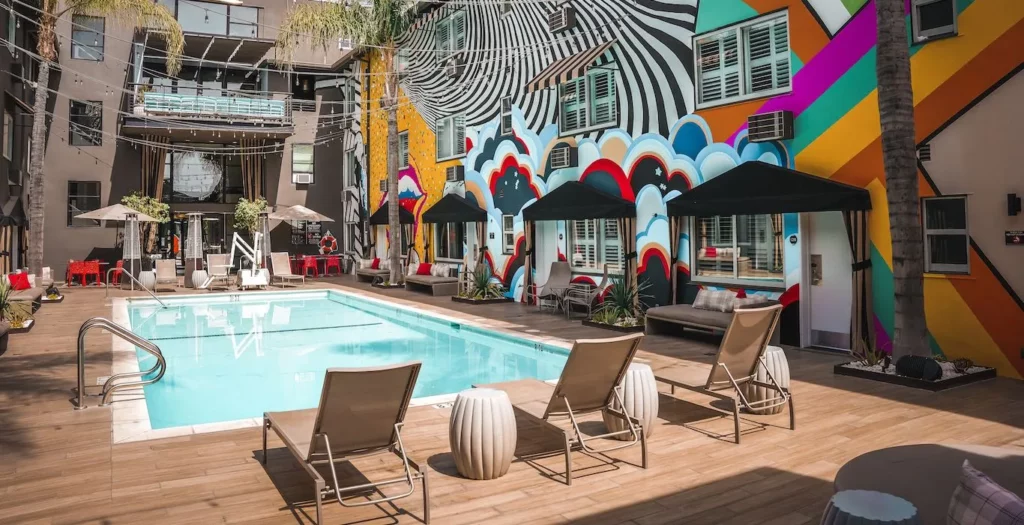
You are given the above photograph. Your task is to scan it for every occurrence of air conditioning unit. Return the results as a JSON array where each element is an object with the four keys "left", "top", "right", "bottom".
[
  {"left": 338, "top": 38, "right": 353, "bottom": 51},
  {"left": 294, "top": 173, "right": 313, "bottom": 185},
  {"left": 445, "top": 165, "right": 465, "bottom": 182},
  {"left": 917, "top": 144, "right": 932, "bottom": 162},
  {"left": 379, "top": 179, "right": 387, "bottom": 191},
  {"left": 747, "top": 110, "right": 794, "bottom": 142},
  {"left": 548, "top": 6, "right": 576, "bottom": 33},
  {"left": 444, "top": 54, "right": 466, "bottom": 78},
  {"left": 549, "top": 145, "right": 578, "bottom": 169}
]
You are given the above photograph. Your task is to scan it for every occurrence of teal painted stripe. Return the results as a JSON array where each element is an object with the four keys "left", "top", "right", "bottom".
[
  {"left": 791, "top": 50, "right": 804, "bottom": 76},
  {"left": 695, "top": 0, "right": 757, "bottom": 34},
  {"left": 871, "top": 246, "right": 894, "bottom": 339}
]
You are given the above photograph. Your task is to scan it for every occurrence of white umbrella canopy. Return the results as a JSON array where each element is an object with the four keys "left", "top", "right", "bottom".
[
  {"left": 76, "top": 203, "right": 159, "bottom": 222},
  {"left": 267, "top": 205, "right": 335, "bottom": 222}
]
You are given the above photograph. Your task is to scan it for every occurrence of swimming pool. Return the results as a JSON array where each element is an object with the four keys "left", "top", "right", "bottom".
[{"left": 125, "top": 290, "right": 568, "bottom": 430}]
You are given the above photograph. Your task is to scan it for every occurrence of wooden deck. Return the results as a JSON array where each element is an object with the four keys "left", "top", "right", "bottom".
[{"left": 1, "top": 278, "right": 1022, "bottom": 524}]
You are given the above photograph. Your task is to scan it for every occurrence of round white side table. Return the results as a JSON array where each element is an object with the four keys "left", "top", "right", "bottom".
[
  {"left": 744, "top": 345, "right": 790, "bottom": 415},
  {"left": 603, "top": 362, "right": 659, "bottom": 440},
  {"left": 449, "top": 388, "right": 517, "bottom": 480},
  {"left": 821, "top": 490, "right": 920, "bottom": 525},
  {"left": 137, "top": 270, "right": 157, "bottom": 291}
]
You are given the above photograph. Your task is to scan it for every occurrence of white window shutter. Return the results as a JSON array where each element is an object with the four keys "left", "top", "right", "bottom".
[
  {"left": 697, "top": 32, "right": 740, "bottom": 104},
  {"left": 454, "top": 12, "right": 466, "bottom": 53},
  {"left": 746, "top": 19, "right": 789, "bottom": 94},
  {"left": 436, "top": 21, "right": 450, "bottom": 62},
  {"left": 772, "top": 20, "right": 791, "bottom": 89},
  {"left": 560, "top": 77, "right": 587, "bottom": 132},
  {"left": 602, "top": 219, "right": 622, "bottom": 272},
  {"left": 454, "top": 115, "right": 466, "bottom": 156},
  {"left": 436, "top": 117, "right": 449, "bottom": 159},
  {"left": 589, "top": 69, "right": 616, "bottom": 126}
]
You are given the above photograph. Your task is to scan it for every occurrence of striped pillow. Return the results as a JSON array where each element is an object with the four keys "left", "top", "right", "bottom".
[
  {"left": 692, "top": 289, "right": 735, "bottom": 313},
  {"left": 948, "top": 460, "right": 1024, "bottom": 525}
]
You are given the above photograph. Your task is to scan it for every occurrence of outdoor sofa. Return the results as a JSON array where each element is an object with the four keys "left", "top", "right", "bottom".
[
  {"left": 4, "top": 274, "right": 44, "bottom": 312},
  {"left": 404, "top": 263, "right": 458, "bottom": 296},
  {"left": 645, "top": 287, "right": 780, "bottom": 343}
]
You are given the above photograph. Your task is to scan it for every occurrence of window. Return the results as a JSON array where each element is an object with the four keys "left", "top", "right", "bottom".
[
  {"left": 67, "top": 181, "right": 101, "bottom": 227},
  {"left": 568, "top": 219, "right": 623, "bottom": 274},
  {"left": 559, "top": 66, "right": 617, "bottom": 135},
  {"left": 912, "top": 0, "right": 956, "bottom": 42},
  {"left": 435, "top": 222, "right": 465, "bottom": 260},
  {"left": 344, "top": 148, "right": 358, "bottom": 187},
  {"left": 71, "top": 15, "right": 104, "bottom": 60},
  {"left": 69, "top": 100, "right": 102, "bottom": 146},
  {"left": 398, "top": 131, "right": 409, "bottom": 168},
  {"left": 501, "top": 215, "right": 515, "bottom": 254},
  {"left": 692, "top": 214, "right": 784, "bottom": 284},
  {"left": 227, "top": 6, "right": 258, "bottom": 37},
  {"left": 223, "top": 154, "right": 243, "bottom": 203},
  {"left": 2, "top": 110, "right": 11, "bottom": 159},
  {"left": 923, "top": 196, "right": 969, "bottom": 273},
  {"left": 499, "top": 1, "right": 511, "bottom": 16},
  {"left": 694, "top": 12, "right": 790, "bottom": 108},
  {"left": 292, "top": 144, "right": 314, "bottom": 183},
  {"left": 435, "top": 10, "right": 466, "bottom": 62},
  {"left": 500, "top": 96, "right": 513, "bottom": 135},
  {"left": 436, "top": 114, "right": 466, "bottom": 160}
]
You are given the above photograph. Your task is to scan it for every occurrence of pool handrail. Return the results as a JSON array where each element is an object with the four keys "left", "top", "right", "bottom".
[
  {"left": 105, "top": 267, "right": 168, "bottom": 308},
  {"left": 74, "top": 317, "right": 166, "bottom": 410}
]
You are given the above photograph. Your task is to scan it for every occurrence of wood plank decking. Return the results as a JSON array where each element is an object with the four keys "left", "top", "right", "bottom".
[{"left": 1, "top": 278, "right": 1022, "bottom": 524}]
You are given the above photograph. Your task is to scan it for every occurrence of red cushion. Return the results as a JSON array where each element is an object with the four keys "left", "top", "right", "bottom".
[
  {"left": 705, "top": 247, "right": 718, "bottom": 257},
  {"left": 735, "top": 289, "right": 747, "bottom": 299},
  {"left": 370, "top": 258, "right": 381, "bottom": 270},
  {"left": 8, "top": 273, "right": 30, "bottom": 291},
  {"left": 416, "top": 263, "right": 433, "bottom": 276}
]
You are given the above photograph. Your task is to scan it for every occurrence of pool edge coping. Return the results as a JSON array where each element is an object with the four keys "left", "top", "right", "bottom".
[{"left": 110, "top": 284, "right": 573, "bottom": 444}]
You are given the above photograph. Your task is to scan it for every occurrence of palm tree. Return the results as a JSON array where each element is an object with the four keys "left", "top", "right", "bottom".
[
  {"left": 26, "top": 0, "right": 183, "bottom": 275},
  {"left": 276, "top": 0, "right": 414, "bottom": 285},
  {"left": 875, "top": 0, "right": 928, "bottom": 358}
]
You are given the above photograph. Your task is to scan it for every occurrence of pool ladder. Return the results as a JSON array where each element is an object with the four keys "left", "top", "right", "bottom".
[{"left": 73, "top": 317, "right": 166, "bottom": 410}]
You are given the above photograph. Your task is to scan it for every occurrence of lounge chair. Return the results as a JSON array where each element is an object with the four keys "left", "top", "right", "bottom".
[
  {"left": 563, "top": 265, "right": 609, "bottom": 319},
  {"left": 478, "top": 333, "right": 647, "bottom": 485},
  {"left": 525, "top": 261, "right": 571, "bottom": 311},
  {"left": 263, "top": 363, "right": 429, "bottom": 524},
  {"left": 154, "top": 259, "right": 178, "bottom": 292},
  {"left": 270, "top": 252, "right": 305, "bottom": 288},
  {"left": 654, "top": 304, "right": 791, "bottom": 444}
]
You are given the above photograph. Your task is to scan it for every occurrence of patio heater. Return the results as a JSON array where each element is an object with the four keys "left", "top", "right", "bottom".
[
  {"left": 258, "top": 211, "right": 272, "bottom": 272},
  {"left": 121, "top": 212, "right": 142, "bottom": 290},
  {"left": 184, "top": 212, "right": 205, "bottom": 288}
]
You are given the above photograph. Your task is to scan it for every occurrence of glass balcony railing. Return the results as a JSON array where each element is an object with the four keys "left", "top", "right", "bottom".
[{"left": 131, "top": 85, "right": 292, "bottom": 124}]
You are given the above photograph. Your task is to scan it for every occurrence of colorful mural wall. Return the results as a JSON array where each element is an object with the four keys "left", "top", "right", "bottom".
[{"left": 362, "top": 0, "right": 1024, "bottom": 379}]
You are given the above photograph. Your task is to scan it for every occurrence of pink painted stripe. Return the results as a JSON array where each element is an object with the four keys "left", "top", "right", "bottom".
[{"left": 726, "top": 1, "right": 878, "bottom": 145}]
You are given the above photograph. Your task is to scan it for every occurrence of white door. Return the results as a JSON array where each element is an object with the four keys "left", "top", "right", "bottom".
[{"left": 806, "top": 211, "right": 853, "bottom": 350}]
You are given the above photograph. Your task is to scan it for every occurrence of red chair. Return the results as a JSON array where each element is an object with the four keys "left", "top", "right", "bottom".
[
  {"left": 302, "top": 256, "right": 319, "bottom": 277},
  {"left": 66, "top": 260, "right": 83, "bottom": 286},
  {"left": 324, "top": 255, "right": 342, "bottom": 276},
  {"left": 84, "top": 260, "right": 102, "bottom": 286},
  {"left": 111, "top": 260, "right": 124, "bottom": 286}
]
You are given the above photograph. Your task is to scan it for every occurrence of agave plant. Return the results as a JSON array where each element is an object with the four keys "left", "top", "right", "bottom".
[
  {"left": 592, "top": 277, "right": 650, "bottom": 326},
  {"left": 0, "top": 283, "right": 31, "bottom": 328},
  {"left": 852, "top": 335, "right": 889, "bottom": 367},
  {"left": 468, "top": 265, "right": 502, "bottom": 300}
]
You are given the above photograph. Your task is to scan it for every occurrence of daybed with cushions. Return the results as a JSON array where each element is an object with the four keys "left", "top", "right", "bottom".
[
  {"left": 5, "top": 272, "right": 43, "bottom": 312},
  {"left": 404, "top": 263, "right": 458, "bottom": 296},
  {"left": 646, "top": 288, "right": 779, "bottom": 341},
  {"left": 355, "top": 258, "right": 396, "bottom": 283}
]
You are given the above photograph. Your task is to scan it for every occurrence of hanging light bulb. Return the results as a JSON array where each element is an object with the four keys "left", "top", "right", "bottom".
[{"left": 205, "top": 13, "right": 209, "bottom": 23}]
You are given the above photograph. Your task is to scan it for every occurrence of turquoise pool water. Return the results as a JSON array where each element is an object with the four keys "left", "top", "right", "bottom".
[{"left": 126, "top": 290, "right": 568, "bottom": 429}]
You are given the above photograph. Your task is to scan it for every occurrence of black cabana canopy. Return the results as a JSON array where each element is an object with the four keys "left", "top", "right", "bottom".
[
  {"left": 667, "top": 161, "right": 871, "bottom": 217},
  {"left": 368, "top": 203, "right": 415, "bottom": 225},
  {"left": 523, "top": 182, "right": 634, "bottom": 221},
  {"left": 421, "top": 193, "right": 486, "bottom": 224}
]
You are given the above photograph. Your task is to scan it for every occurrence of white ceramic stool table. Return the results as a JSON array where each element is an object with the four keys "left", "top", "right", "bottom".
[
  {"left": 744, "top": 344, "right": 791, "bottom": 414},
  {"left": 449, "top": 388, "right": 517, "bottom": 480},
  {"left": 821, "top": 490, "right": 920, "bottom": 525},
  {"left": 603, "top": 362, "right": 659, "bottom": 439}
]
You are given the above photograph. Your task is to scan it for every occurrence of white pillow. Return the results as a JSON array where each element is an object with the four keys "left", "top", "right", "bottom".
[
  {"left": 380, "top": 259, "right": 391, "bottom": 271},
  {"left": 359, "top": 259, "right": 372, "bottom": 269},
  {"left": 407, "top": 263, "right": 420, "bottom": 276},
  {"left": 431, "top": 263, "right": 449, "bottom": 277}
]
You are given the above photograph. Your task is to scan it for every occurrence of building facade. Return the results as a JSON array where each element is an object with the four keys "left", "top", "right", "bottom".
[
  {"left": 36, "top": 0, "right": 357, "bottom": 273},
  {"left": 354, "top": 0, "right": 1024, "bottom": 379}
]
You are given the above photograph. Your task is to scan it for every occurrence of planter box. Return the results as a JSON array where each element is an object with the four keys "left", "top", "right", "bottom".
[
  {"left": 833, "top": 362, "right": 996, "bottom": 392},
  {"left": 451, "top": 296, "right": 511, "bottom": 305},
  {"left": 582, "top": 319, "right": 646, "bottom": 333},
  {"left": 41, "top": 295, "right": 65, "bottom": 304},
  {"left": 9, "top": 319, "right": 34, "bottom": 334}
]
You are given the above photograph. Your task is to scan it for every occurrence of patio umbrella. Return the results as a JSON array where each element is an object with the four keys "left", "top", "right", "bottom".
[
  {"left": 267, "top": 205, "right": 335, "bottom": 222},
  {"left": 76, "top": 203, "right": 160, "bottom": 222}
]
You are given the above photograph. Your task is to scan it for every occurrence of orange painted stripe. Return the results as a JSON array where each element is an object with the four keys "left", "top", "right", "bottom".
[
  {"left": 699, "top": 99, "right": 764, "bottom": 143},
  {"left": 830, "top": 20, "right": 1024, "bottom": 376},
  {"left": 742, "top": 0, "right": 830, "bottom": 61}
]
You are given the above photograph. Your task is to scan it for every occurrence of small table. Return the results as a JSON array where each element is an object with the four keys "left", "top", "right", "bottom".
[
  {"left": 603, "top": 362, "right": 659, "bottom": 439},
  {"left": 822, "top": 490, "right": 919, "bottom": 525},
  {"left": 449, "top": 388, "right": 517, "bottom": 480},
  {"left": 744, "top": 345, "right": 790, "bottom": 415}
]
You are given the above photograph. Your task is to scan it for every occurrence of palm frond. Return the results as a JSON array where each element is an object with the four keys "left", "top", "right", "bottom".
[
  {"left": 68, "top": 0, "right": 184, "bottom": 74},
  {"left": 275, "top": 0, "right": 416, "bottom": 67}
]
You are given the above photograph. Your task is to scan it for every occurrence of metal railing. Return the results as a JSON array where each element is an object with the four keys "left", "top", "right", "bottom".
[
  {"left": 74, "top": 318, "right": 166, "bottom": 410},
  {"left": 129, "top": 83, "right": 293, "bottom": 124},
  {"left": 104, "top": 267, "right": 168, "bottom": 309}
]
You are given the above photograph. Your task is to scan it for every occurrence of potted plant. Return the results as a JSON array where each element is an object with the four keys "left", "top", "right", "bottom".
[
  {"left": 452, "top": 265, "right": 508, "bottom": 304},
  {"left": 134, "top": 84, "right": 151, "bottom": 115},
  {"left": 582, "top": 278, "right": 648, "bottom": 333}
]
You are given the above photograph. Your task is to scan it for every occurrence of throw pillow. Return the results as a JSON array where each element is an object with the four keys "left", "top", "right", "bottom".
[
  {"left": 407, "top": 263, "right": 419, "bottom": 276},
  {"left": 370, "top": 258, "right": 381, "bottom": 270},
  {"left": 733, "top": 295, "right": 768, "bottom": 310},
  {"left": 693, "top": 289, "right": 734, "bottom": 313},
  {"left": 735, "top": 289, "right": 747, "bottom": 299},
  {"left": 431, "top": 263, "right": 449, "bottom": 277},
  {"left": 416, "top": 263, "right": 433, "bottom": 276},
  {"left": 705, "top": 247, "right": 718, "bottom": 258},
  {"left": 8, "top": 272, "right": 30, "bottom": 291},
  {"left": 948, "top": 460, "right": 1024, "bottom": 525}
]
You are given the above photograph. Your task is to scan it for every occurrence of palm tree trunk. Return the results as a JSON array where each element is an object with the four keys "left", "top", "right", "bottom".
[
  {"left": 876, "top": 0, "right": 928, "bottom": 358},
  {"left": 383, "top": 50, "right": 402, "bottom": 284},
  {"left": 26, "top": 61, "right": 50, "bottom": 276}
]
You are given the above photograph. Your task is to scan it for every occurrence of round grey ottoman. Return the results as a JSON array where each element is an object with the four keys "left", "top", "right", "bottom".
[
  {"left": 822, "top": 490, "right": 920, "bottom": 524},
  {"left": 744, "top": 345, "right": 790, "bottom": 414},
  {"left": 449, "top": 388, "right": 517, "bottom": 480},
  {"left": 834, "top": 444, "right": 1024, "bottom": 525},
  {"left": 603, "top": 362, "right": 659, "bottom": 440}
]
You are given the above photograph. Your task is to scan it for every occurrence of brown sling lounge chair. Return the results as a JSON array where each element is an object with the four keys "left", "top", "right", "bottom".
[
  {"left": 479, "top": 333, "right": 647, "bottom": 485},
  {"left": 654, "top": 304, "right": 792, "bottom": 444},
  {"left": 263, "top": 362, "right": 430, "bottom": 524}
]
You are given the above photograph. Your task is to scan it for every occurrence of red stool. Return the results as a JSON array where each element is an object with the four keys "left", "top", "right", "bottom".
[
  {"left": 111, "top": 260, "right": 124, "bottom": 286},
  {"left": 324, "top": 256, "right": 341, "bottom": 276},
  {"left": 302, "top": 256, "right": 319, "bottom": 277},
  {"left": 84, "top": 260, "right": 102, "bottom": 286},
  {"left": 67, "top": 260, "right": 84, "bottom": 286}
]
